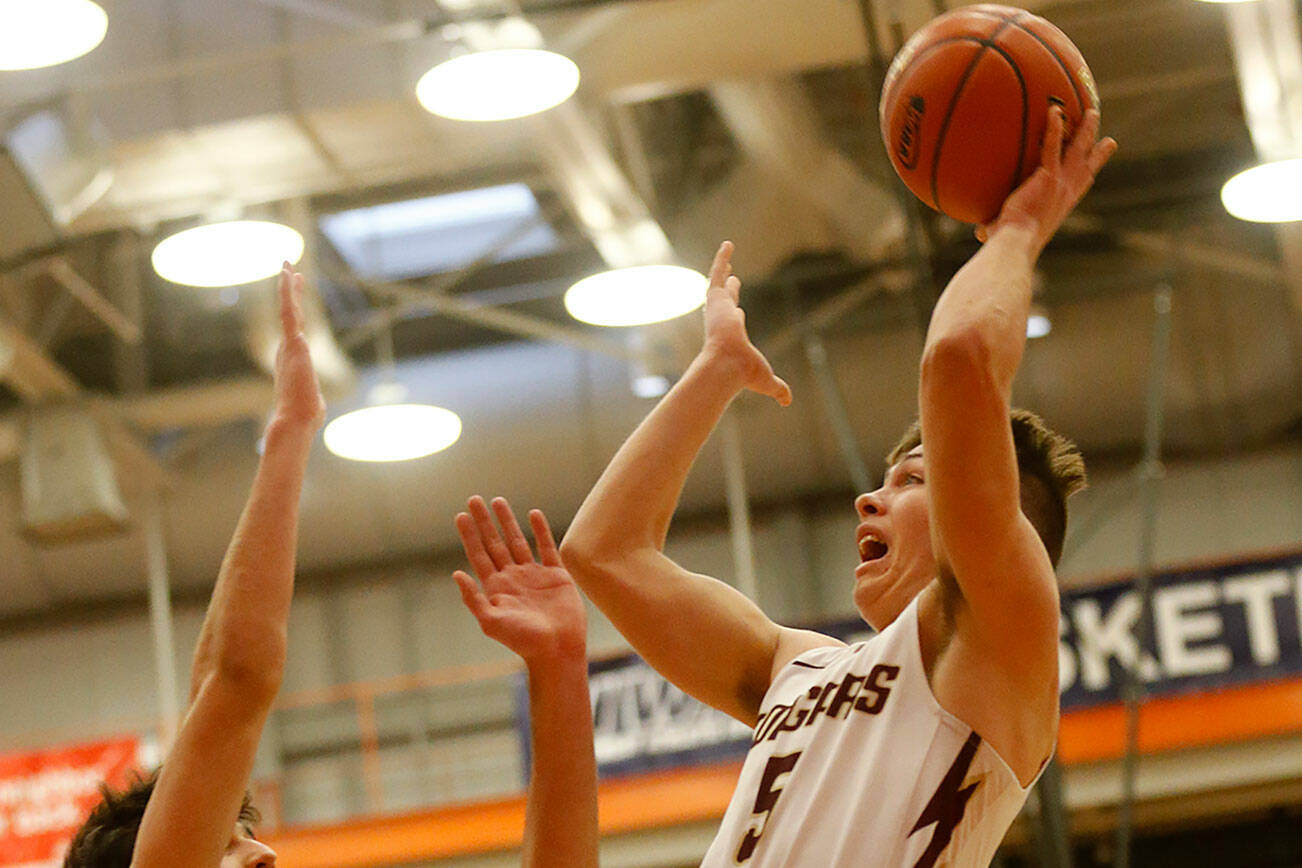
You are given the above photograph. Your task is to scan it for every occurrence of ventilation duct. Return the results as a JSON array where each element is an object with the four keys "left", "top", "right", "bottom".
[{"left": 20, "top": 404, "right": 130, "bottom": 542}]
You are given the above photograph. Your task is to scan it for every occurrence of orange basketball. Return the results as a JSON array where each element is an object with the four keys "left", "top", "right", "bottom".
[{"left": 879, "top": 4, "right": 1099, "bottom": 225}]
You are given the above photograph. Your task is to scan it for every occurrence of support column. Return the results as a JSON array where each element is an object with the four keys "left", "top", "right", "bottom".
[
  {"left": 142, "top": 492, "right": 181, "bottom": 747},
  {"left": 1113, "top": 285, "right": 1174, "bottom": 868},
  {"left": 718, "top": 411, "right": 759, "bottom": 602}
]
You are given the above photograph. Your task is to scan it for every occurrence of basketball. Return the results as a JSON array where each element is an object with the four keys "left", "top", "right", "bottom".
[{"left": 879, "top": 4, "right": 1100, "bottom": 225}]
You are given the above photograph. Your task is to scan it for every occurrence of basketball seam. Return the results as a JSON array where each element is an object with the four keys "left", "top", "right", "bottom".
[
  {"left": 1009, "top": 19, "right": 1086, "bottom": 113},
  {"left": 982, "top": 40, "right": 1031, "bottom": 218},
  {"left": 929, "top": 14, "right": 1022, "bottom": 215},
  {"left": 879, "top": 36, "right": 992, "bottom": 127}
]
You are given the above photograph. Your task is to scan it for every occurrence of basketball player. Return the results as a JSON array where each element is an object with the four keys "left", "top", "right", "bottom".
[
  {"left": 65, "top": 264, "right": 324, "bottom": 868},
  {"left": 65, "top": 275, "right": 599, "bottom": 868},
  {"left": 560, "top": 106, "right": 1116, "bottom": 866}
]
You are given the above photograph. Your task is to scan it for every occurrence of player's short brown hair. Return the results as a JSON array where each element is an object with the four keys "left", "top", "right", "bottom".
[
  {"left": 63, "top": 770, "right": 260, "bottom": 868},
  {"left": 886, "top": 408, "right": 1086, "bottom": 566}
]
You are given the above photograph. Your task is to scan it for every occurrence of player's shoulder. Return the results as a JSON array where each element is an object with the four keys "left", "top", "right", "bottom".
[{"left": 769, "top": 627, "right": 847, "bottom": 682}]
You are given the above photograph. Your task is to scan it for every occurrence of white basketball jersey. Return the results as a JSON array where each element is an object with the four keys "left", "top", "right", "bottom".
[{"left": 700, "top": 597, "right": 1035, "bottom": 868}]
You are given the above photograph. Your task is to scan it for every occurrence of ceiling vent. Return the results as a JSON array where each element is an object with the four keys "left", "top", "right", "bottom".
[
  {"left": 20, "top": 404, "right": 130, "bottom": 542},
  {"left": 0, "top": 100, "right": 112, "bottom": 261}
]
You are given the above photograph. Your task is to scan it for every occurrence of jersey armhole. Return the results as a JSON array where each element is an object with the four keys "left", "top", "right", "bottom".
[{"left": 906, "top": 597, "right": 1047, "bottom": 791}]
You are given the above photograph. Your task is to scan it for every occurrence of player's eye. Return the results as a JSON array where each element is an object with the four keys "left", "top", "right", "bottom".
[{"left": 906, "top": 474, "right": 924, "bottom": 485}]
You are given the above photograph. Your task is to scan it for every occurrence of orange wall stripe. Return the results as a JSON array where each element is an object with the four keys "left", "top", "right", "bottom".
[
  {"left": 266, "top": 679, "right": 1302, "bottom": 868},
  {"left": 265, "top": 761, "right": 743, "bottom": 868},
  {"left": 1057, "top": 679, "right": 1302, "bottom": 764}
]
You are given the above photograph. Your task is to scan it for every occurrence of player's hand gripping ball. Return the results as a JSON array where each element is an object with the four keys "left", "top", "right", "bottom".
[{"left": 879, "top": 4, "right": 1099, "bottom": 225}]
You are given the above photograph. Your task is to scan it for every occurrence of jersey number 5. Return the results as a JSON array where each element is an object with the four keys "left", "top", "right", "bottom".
[{"left": 735, "top": 752, "right": 802, "bottom": 863}]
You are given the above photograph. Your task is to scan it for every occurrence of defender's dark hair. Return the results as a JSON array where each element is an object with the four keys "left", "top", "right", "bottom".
[
  {"left": 886, "top": 408, "right": 1086, "bottom": 566},
  {"left": 63, "top": 770, "right": 260, "bottom": 868}
]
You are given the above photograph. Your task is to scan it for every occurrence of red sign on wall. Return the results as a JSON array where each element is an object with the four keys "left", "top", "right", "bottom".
[{"left": 0, "top": 737, "right": 141, "bottom": 867}]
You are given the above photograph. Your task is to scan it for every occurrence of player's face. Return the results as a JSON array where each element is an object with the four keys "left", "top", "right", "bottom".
[
  {"left": 851, "top": 447, "right": 938, "bottom": 630},
  {"left": 220, "top": 824, "right": 276, "bottom": 868}
]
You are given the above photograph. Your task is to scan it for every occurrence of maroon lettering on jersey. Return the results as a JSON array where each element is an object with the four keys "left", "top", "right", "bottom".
[
  {"left": 853, "top": 664, "right": 899, "bottom": 715},
  {"left": 824, "top": 673, "right": 866, "bottom": 719},
  {"left": 802, "top": 683, "right": 836, "bottom": 728}
]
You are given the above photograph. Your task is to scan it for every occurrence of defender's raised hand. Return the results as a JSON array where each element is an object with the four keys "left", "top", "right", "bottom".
[
  {"left": 454, "top": 497, "right": 586, "bottom": 664},
  {"left": 701, "top": 241, "right": 793, "bottom": 407},
  {"left": 977, "top": 107, "right": 1117, "bottom": 251},
  {"left": 272, "top": 263, "right": 326, "bottom": 430}
]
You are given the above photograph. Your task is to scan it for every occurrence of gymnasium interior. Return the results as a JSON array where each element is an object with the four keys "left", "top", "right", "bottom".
[{"left": 0, "top": 0, "right": 1298, "bottom": 865}]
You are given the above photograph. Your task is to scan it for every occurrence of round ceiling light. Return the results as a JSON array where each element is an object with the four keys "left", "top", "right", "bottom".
[
  {"left": 324, "top": 404, "right": 462, "bottom": 462},
  {"left": 416, "top": 49, "right": 580, "bottom": 122},
  {"left": 152, "top": 221, "right": 305, "bottom": 287},
  {"left": 1222, "top": 160, "right": 1302, "bottom": 223},
  {"left": 565, "top": 265, "right": 708, "bottom": 327},
  {"left": 0, "top": 0, "right": 108, "bottom": 70},
  {"left": 1026, "top": 312, "right": 1052, "bottom": 339}
]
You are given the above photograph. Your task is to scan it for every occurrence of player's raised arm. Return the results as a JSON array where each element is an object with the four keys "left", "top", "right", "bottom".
[
  {"left": 560, "top": 243, "right": 834, "bottom": 726},
  {"left": 131, "top": 266, "right": 325, "bottom": 868},
  {"left": 918, "top": 110, "right": 1115, "bottom": 736},
  {"left": 453, "top": 498, "right": 598, "bottom": 868}
]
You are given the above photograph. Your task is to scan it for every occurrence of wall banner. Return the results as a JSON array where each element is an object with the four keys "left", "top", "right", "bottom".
[
  {"left": 0, "top": 737, "right": 141, "bottom": 868},
  {"left": 516, "top": 551, "right": 1302, "bottom": 778},
  {"left": 1057, "top": 551, "right": 1302, "bottom": 709}
]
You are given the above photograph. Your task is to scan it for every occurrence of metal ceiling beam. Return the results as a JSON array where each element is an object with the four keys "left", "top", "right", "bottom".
[
  {"left": 41, "top": 257, "right": 143, "bottom": 345},
  {"left": 357, "top": 276, "right": 636, "bottom": 362},
  {"left": 708, "top": 78, "right": 905, "bottom": 261}
]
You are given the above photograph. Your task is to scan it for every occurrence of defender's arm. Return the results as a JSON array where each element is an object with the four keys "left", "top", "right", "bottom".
[
  {"left": 133, "top": 267, "right": 324, "bottom": 868},
  {"left": 452, "top": 500, "right": 598, "bottom": 868}
]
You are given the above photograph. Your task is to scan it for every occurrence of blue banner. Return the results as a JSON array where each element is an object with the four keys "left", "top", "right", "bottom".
[{"left": 516, "top": 550, "right": 1302, "bottom": 779}]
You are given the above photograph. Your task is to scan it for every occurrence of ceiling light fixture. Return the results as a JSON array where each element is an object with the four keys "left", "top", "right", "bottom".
[
  {"left": 152, "top": 220, "right": 305, "bottom": 287},
  {"left": 1221, "top": 159, "right": 1302, "bottom": 222},
  {"left": 323, "top": 331, "right": 462, "bottom": 463},
  {"left": 416, "top": 48, "right": 580, "bottom": 121},
  {"left": 324, "top": 401, "right": 463, "bottom": 462},
  {"left": 0, "top": 0, "right": 108, "bottom": 71},
  {"left": 565, "top": 265, "right": 708, "bottom": 327}
]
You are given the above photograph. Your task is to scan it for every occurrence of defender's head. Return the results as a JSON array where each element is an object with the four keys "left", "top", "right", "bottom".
[
  {"left": 851, "top": 409, "right": 1086, "bottom": 629},
  {"left": 64, "top": 771, "right": 274, "bottom": 868}
]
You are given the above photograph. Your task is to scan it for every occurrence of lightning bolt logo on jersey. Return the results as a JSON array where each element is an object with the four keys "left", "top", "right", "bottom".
[{"left": 700, "top": 598, "right": 1036, "bottom": 868}]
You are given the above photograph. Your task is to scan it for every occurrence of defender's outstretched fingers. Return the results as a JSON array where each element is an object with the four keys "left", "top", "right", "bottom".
[
  {"left": 528, "top": 510, "right": 562, "bottom": 567},
  {"left": 455, "top": 512, "right": 498, "bottom": 580},
  {"left": 467, "top": 496, "right": 512, "bottom": 570},
  {"left": 452, "top": 570, "right": 494, "bottom": 626},
  {"left": 769, "top": 374, "right": 794, "bottom": 407},
  {"left": 723, "top": 274, "right": 743, "bottom": 306},
  {"left": 278, "top": 266, "right": 303, "bottom": 337},
  {"left": 708, "top": 241, "right": 734, "bottom": 289},
  {"left": 491, "top": 497, "right": 534, "bottom": 564}
]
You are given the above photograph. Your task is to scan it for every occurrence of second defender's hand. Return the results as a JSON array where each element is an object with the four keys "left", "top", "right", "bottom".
[
  {"left": 454, "top": 497, "right": 587, "bottom": 664},
  {"left": 700, "top": 241, "right": 793, "bottom": 407}
]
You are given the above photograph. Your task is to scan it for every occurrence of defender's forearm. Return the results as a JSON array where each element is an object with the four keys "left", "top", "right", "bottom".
[
  {"left": 521, "top": 653, "right": 599, "bottom": 868},
  {"left": 923, "top": 224, "right": 1040, "bottom": 395},
  {"left": 564, "top": 351, "right": 745, "bottom": 558},
  {"left": 189, "top": 418, "right": 315, "bottom": 703}
]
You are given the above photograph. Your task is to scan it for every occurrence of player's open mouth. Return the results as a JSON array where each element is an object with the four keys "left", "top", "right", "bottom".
[{"left": 858, "top": 534, "right": 889, "bottom": 563}]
